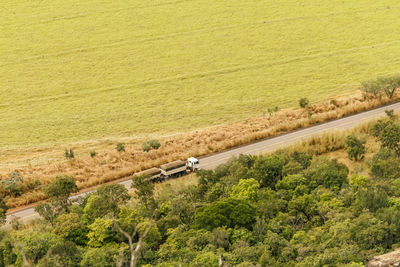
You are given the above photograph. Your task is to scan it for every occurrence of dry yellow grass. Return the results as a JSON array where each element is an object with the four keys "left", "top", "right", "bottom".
[{"left": 2, "top": 92, "right": 399, "bottom": 208}]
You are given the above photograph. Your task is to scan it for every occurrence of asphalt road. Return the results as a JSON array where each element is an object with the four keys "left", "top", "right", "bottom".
[{"left": 6, "top": 102, "right": 400, "bottom": 223}]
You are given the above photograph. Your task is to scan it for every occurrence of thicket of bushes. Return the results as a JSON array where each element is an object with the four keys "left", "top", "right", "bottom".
[{"left": 362, "top": 74, "right": 400, "bottom": 99}]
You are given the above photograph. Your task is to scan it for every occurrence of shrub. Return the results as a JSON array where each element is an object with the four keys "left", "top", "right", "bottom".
[
  {"left": 385, "top": 109, "right": 395, "bottom": 119},
  {"left": 291, "top": 151, "right": 312, "bottom": 169},
  {"left": 299, "top": 98, "right": 310, "bottom": 108},
  {"left": 148, "top": 139, "right": 161, "bottom": 150},
  {"left": 371, "top": 147, "right": 400, "bottom": 179},
  {"left": 64, "top": 148, "right": 75, "bottom": 159},
  {"left": 346, "top": 135, "right": 366, "bottom": 161},
  {"left": 378, "top": 122, "right": 400, "bottom": 155},
  {"left": 142, "top": 139, "right": 161, "bottom": 152},
  {"left": 362, "top": 74, "right": 400, "bottom": 99},
  {"left": 115, "top": 142, "right": 125, "bottom": 152},
  {"left": 0, "top": 172, "right": 25, "bottom": 198},
  {"left": 267, "top": 106, "right": 279, "bottom": 116},
  {"left": 142, "top": 142, "right": 151, "bottom": 152},
  {"left": 0, "top": 196, "right": 8, "bottom": 225},
  {"left": 89, "top": 151, "right": 98, "bottom": 158}
]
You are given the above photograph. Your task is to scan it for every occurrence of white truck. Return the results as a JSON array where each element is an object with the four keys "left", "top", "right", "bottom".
[{"left": 134, "top": 157, "right": 200, "bottom": 181}]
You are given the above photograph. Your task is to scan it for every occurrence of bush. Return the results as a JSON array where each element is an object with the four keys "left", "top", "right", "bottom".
[
  {"left": 299, "top": 98, "right": 309, "bottom": 108},
  {"left": 362, "top": 74, "right": 400, "bottom": 99},
  {"left": 0, "top": 172, "right": 25, "bottom": 198},
  {"left": 371, "top": 147, "right": 400, "bottom": 179},
  {"left": 64, "top": 148, "right": 74, "bottom": 159},
  {"left": 148, "top": 139, "right": 161, "bottom": 149},
  {"left": 142, "top": 139, "right": 161, "bottom": 152},
  {"left": 291, "top": 151, "right": 312, "bottom": 169},
  {"left": 267, "top": 106, "right": 279, "bottom": 116},
  {"left": 385, "top": 109, "right": 395, "bottom": 119},
  {"left": 89, "top": 151, "right": 98, "bottom": 158},
  {"left": 115, "top": 142, "right": 125, "bottom": 152},
  {"left": 142, "top": 142, "right": 151, "bottom": 152},
  {"left": 346, "top": 135, "right": 366, "bottom": 161}
]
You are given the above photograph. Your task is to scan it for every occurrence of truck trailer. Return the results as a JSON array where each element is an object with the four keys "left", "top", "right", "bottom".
[{"left": 133, "top": 157, "right": 200, "bottom": 181}]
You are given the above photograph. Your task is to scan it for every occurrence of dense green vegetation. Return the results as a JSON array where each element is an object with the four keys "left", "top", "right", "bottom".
[
  {"left": 2, "top": 117, "right": 400, "bottom": 266},
  {"left": 1, "top": 0, "right": 400, "bottom": 148}
]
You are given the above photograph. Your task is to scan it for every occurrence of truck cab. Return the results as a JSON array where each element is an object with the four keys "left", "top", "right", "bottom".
[{"left": 187, "top": 157, "right": 200, "bottom": 171}]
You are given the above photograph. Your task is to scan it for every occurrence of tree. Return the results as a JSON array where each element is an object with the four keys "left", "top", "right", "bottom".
[
  {"left": 35, "top": 202, "right": 62, "bottom": 226},
  {"left": 142, "top": 142, "right": 151, "bottom": 152},
  {"left": 195, "top": 198, "right": 256, "bottom": 230},
  {"left": 148, "top": 140, "right": 161, "bottom": 150},
  {"left": 276, "top": 174, "right": 308, "bottom": 193},
  {"left": 80, "top": 246, "right": 120, "bottom": 267},
  {"left": 0, "top": 171, "right": 24, "bottom": 198},
  {"left": 209, "top": 227, "right": 230, "bottom": 250},
  {"left": 251, "top": 156, "right": 285, "bottom": 188},
  {"left": 371, "top": 148, "right": 400, "bottom": 179},
  {"left": 0, "top": 197, "right": 8, "bottom": 225},
  {"left": 131, "top": 175, "right": 156, "bottom": 212},
  {"left": 12, "top": 230, "right": 62, "bottom": 265},
  {"left": 37, "top": 241, "right": 81, "bottom": 267},
  {"left": 385, "top": 109, "right": 395, "bottom": 119},
  {"left": 64, "top": 149, "right": 75, "bottom": 159},
  {"left": 190, "top": 251, "right": 219, "bottom": 267},
  {"left": 380, "top": 75, "right": 400, "bottom": 99},
  {"left": 346, "top": 135, "right": 365, "bottom": 161},
  {"left": 230, "top": 178, "right": 260, "bottom": 202},
  {"left": 350, "top": 213, "right": 393, "bottom": 250},
  {"left": 35, "top": 176, "right": 78, "bottom": 225},
  {"left": 53, "top": 213, "right": 88, "bottom": 245},
  {"left": 291, "top": 151, "right": 312, "bottom": 169},
  {"left": 83, "top": 195, "right": 117, "bottom": 223},
  {"left": 45, "top": 175, "right": 78, "bottom": 206},
  {"left": 97, "top": 184, "right": 130, "bottom": 207},
  {"left": 116, "top": 142, "right": 126, "bottom": 152},
  {"left": 361, "top": 74, "right": 400, "bottom": 99},
  {"left": 377, "top": 122, "right": 400, "bottom": 155},
  {"left": 305, "top": 158, "right": 348, "bottom": 191},
  {"left": 299, "top": 98, "right": 310, "bottom": 108},
  {"left": 288, "top": 194, "right": 319, "bottom": 223},
  {"left": 114, "top": 218, "right": 156, "bottom": 267},
  {"left": 82, "top": 184, "right": 130, "bottom": 223},
  {"left": 87, "top": 218, "right": 115, "bottom": 247},
  {"left": 282, "top": 161, "right": 303, "bottom": 177}
]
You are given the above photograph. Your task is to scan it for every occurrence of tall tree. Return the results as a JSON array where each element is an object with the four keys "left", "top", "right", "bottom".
[
  {"left": 346, "top": 135, "right": 366, "bottom": 161},
  {"left": 114, "top": 208, "right": 157, "bottom": 267},
  {"left": 131, "top": 175, "right": 156, "bottom": 212},
  {"left": 35, "top": 176, "right": 78, "bottom": 225},
  {"left": 0, "top": 196, "right": 8, "bottom": 225}
]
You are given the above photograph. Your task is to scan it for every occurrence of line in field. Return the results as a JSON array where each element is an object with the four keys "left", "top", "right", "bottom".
[
  {"left": 0, "top": 0, "right": 200, "bottom": 28},
  {"left": 1, "top": 39, "right": 400, "bottom": 109},
  {"left": 3, "top": 3, "right": 399, "bottom": 30},
  {"left": 2, "top": 5, "right": 399, "bottom": 67}
]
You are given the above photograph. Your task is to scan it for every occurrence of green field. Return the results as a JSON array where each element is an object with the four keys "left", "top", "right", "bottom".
[{"left": 1, "top": 0, "right": 400, "bottom": 149}]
